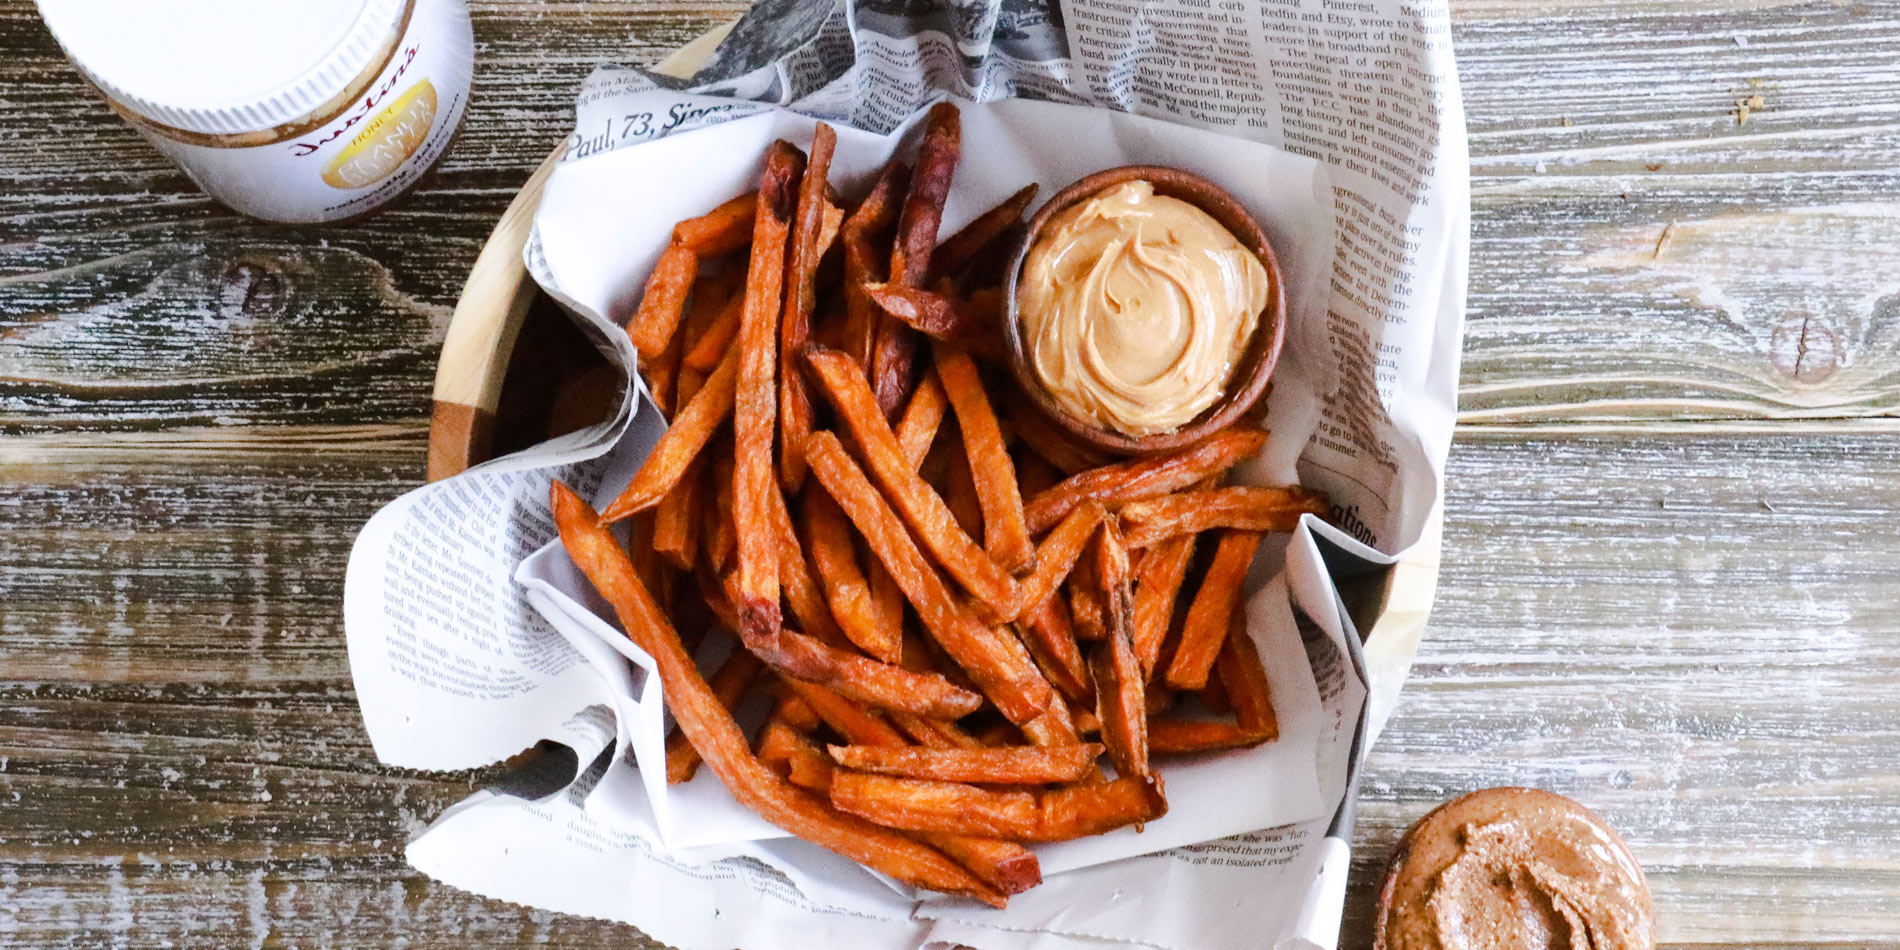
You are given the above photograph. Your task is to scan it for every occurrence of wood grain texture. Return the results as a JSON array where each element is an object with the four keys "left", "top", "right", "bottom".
[{"left": 2, "top": 0, "right": 1897, "bottom": 946}]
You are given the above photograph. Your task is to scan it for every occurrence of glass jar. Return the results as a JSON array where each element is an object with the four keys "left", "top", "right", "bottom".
[{"left": 37, "top": 0, "right": 475, "bottom": 224}]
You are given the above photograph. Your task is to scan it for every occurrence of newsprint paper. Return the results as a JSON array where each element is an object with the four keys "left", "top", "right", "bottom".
[{"left": 342, "top": 0, "right": 1467, "bottom": 947}]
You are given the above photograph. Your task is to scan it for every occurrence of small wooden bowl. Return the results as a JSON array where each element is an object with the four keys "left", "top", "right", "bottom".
[{"left": 1003, "top": 165, "right": 1287, "bottom": 456}]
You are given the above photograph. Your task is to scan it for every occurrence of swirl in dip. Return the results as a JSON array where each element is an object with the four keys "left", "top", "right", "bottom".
[
  {"left": 1376, "top": 787, "right": 1656, "bottom": 950},
  {"left": 1018, "top": 179, "right": 1269, "bottom": 437}
]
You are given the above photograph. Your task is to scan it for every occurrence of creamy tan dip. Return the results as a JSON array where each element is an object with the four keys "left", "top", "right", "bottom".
[
  {"left": 1018, "top": 179, "right": 1269, "bottom": 437},
  {"left": 1377, "top": 787, "right": 1655, "bottom": 950}
]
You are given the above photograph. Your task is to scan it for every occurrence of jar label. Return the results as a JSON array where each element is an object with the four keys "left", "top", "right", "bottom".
[{"left": 323, "top": 78, "right": 440, "bottom": 189}]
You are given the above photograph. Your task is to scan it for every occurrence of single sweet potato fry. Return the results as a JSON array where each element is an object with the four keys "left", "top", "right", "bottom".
[
  {"left": 774, "top": 692, "right": 823, "bottom": 733},
  {"left": 935, "top": 344, "right": 1035, "bottom": 574},
  {"left": 652, "top": 454, "right": 704, "bottom": 571},
  {"left": 871, "top": 103, "right": 962, "bottom": 418},
  {"left": 842, "top": 161, "right": 910, "bottom": 369},
  {"left": 732, "top": 140, "right": 805, "bottom": 641},
  {"left": 893, "top": 366, "right": 948, "bottom": 468},
  {"left": 683, "top": 292, "right": 744, "bottom": 372},
  {"left": 831, "top": 772, "right": 1164, "bottom": 842},
  {"left": 667, "top": 647, "right": 764, "bottom": 783},
  {"left": 1147, "top": 718, "right": 1271, "bottom": 755},
  {"left": 864, "top": 284, "right": 1006, "bottom": 364},
  {"left": 1037, "top": 775, "right": 1168, "bottom": 840},
  {"left": 941, "top": 433, "right": 984, "bottom": 539},
  {"left": 1022, "top": 427, "right": 1270, "bottom": 534},
  {"left": 1216, "top": 608, "right": 1279, "bottom": 740},
  {"left": 928, "top": 182, "right": 1037, "bottom": 284},
  {"left": 600, "top": 343, "right": 741, "bottom": 522},
  {"left": 628, "top": 243, "right": 699, "bottom": 360},
  {"left": 673, "top": 191, "right": 758, "bottom": 255},
  {"left": 1090, "top": 521, "right": 1147, "bottom": 780},
  {"left": 1013, "top": 502, "right": 1103, "bottom": 622},
  {"left": 804, "top": 430, "right": 1054, "bottom": 724},
  {"left": 1164, "top": 530, "right": 1265, "bottom": 691},
  {"left": 828, "top": 743, "right": 1102, "bottom": 785},
  {"left": 779, "top": 123, "right": 838, "bottom": 494},
  {"left": 1119, "top": 486, "right": 1330, "bottom": 548},
  {"left": 1068, "top": 554, "right": 1106, "bottom": 642},
  {"left": 806, "top": 346, "right": 1022, "bottom": 622},
  {"left": 704, "top": 450, "right": 737, "bottom": 572},
  {"left": 803, "top": 489, "right": 901, "bottom": 662},
  {"left": 1130, "top": 534, "right": 1196, "bottom": 677},
  {"left": 549, "top": 481, "right": 1002, "bottom": 905},
  {"left": 832, "top": 772, "right": 1039, "bottom": 839},
  {"left": 1015, "top": 596, "right": 1090, "bottom": 702},
  {"left": 890, "top": 102, "right": 961, "bottom": 287}
]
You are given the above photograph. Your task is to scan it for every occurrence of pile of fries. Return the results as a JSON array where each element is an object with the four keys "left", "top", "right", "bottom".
[{"left": 551, "top": 103, "right": 1330, "bottom": 906}]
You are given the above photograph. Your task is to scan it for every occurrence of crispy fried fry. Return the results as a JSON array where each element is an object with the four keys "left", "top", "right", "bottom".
[
  {"left": 935, "top": 344, "right": 1035, "bottom": 574},
  {"left": 828, "top": 744, "right": 1103, "bottom": 785},
  {"left": 775, "top": 692, "right": 822, "bottom": 733},
  {"left": 673, "top": 191, "right": 758, "bottom": 255},
  {"left": 704, "top": 449, "right": 737, "bottom": 572},
  {"left": 732, "top": 141, "right": 804, "bottom": 641},
  {"left": 1216, "top": 608, "right": 1278, "bottom": 740},
  {"left": 806, "top": 346, "right": 1022, "bottom": 622},
  {"left": 803, "top": 489, "right": 902, "bottom": 663},
  {"left": 1119, "top": 486, "right": 1330, "bottom": 548},
  {"left": 601, "top": 341, "right": 741, "bottom": 522},
  {"left": 940, "top": 431, "right": 985, "bottom": 539},
  {"left": 831, "top": 772, "right": 1164, "bottom": 842},
  {"left": 871, "top": 104, "right": 962, "bottom": 418},
  {"left": 628, "top": 244, "right": 698, "bottom": 361},
  {"left": 890, "top": 102, "right": 962, "bottom": 287},
  {"left": 550, "top": 481, "right": 1002, "bottom": 905},
  {"left": 805, "top": 431, "right": 1054, "bottom": 724},
  {"left": 1013, "top": 502, "right": 1103, "bottom": 622},
  {"left": 1016, "top": 596, "right": 1090, "bottom": 702},
  {"left": 842, "top": 161, "right": 910, "bottom": 369},
  {"left": 1022, "top": 427, "right": 1270, "bottom": 534},
  {"left": 1164, "top": 530, "right": 1264, "bottom": 691},
  {"left": 1147, "top": 718, "right": 1271, "bottom": 755},
  {"left": 1131, "top": 534, "right": 1195, "bottom": 677},
  {"left": 864, "top": 284, "right": 1006, "bottom": 364},
  {"left": 1068, "top": 554, "right": 1106, "bottom": 642},
  {"left": 1089, "top": 521, "right": 1147, "bottom": 780},
  {"left": 928, "top": 183, "right": 1037, "bottom": 284},
  {"left": 668, "top": 647, "right": 764, "bottom": 783},
  {"left": 652, "top": 445, "right": 706, "bottom": 571},
  {"left": 893, "top": 366, "right": 948, "bottom": 468},
  {"left": 684, "top": 292, "right": 744, "bottom": 372},
  {"left": 780, "top": 124, "right": 838, "bottom": 494}
]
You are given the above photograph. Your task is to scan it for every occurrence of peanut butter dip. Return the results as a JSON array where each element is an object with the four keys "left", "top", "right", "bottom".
[
  {"left": 1018, "top": 179, "right": 1269, "bottom": 437},
  {"left": 1376, "top": 788, "right": 1655, "bottom": 950}
]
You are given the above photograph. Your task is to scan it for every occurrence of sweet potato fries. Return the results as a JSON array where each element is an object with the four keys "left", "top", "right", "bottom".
[{"left": 560, "top": 105, "right": 1327, "bottom": 904}]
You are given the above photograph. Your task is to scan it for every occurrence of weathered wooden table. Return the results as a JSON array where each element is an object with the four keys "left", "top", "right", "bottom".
[{"left": 4, "top": 0, "right": 1896, "bottom": 945}]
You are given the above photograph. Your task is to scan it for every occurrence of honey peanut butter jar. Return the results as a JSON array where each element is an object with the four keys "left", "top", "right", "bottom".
[{"left": 37, "top": 0, "right": 474, "bottom": 223}]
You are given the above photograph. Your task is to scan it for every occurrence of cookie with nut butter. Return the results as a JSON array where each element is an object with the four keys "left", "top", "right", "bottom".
[{"left": 1375, "top": 787, "right": 1655, "bottom": 950}]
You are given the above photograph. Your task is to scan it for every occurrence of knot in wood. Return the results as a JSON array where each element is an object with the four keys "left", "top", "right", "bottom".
[
  {"left": 1768, "top": 313, "right": 1839, "bottom": 384},
  {"left": 217, "top": 259, "right": 290, "bottom": 320}
]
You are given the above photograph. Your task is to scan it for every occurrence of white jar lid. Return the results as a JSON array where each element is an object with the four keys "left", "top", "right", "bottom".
[{"left": 36, "top": 0, "right": 407, "bottom": 137}]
